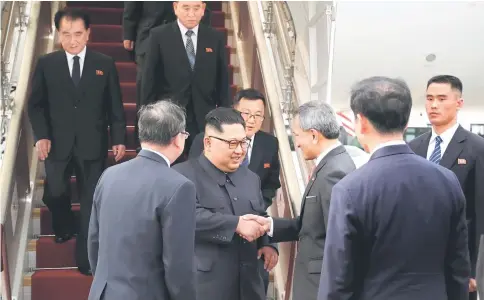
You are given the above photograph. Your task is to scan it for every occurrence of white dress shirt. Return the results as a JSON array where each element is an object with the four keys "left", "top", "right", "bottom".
[
  {"left": 247, "top": 135, "right": 255, "bottom": 162},
  {"left": 177, "top": 19, "right": 199, "bottom": 55},
  {"left": 143, "top": 148, "right": 171, "bottom": 167},
  {"left": 426, "top": 123, "right": 459, "bottom": 160},
  {"left": 65, "top": 46, "right": 87, "bottom": 77},
  {"left": 267, "top": 141, "right": 342, "bottom": 237}
]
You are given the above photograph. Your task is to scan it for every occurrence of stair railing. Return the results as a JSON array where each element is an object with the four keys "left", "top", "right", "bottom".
[{"left": 0, "top": 2, "right": 60, "bottom": 299}]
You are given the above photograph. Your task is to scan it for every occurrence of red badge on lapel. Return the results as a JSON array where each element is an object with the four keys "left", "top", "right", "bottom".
[
  {"left": 457, "top": 158, "right": 467, "bottom": 165},
  {"left": 205, "top": 47, "right": 213, "bottom": 53},
  {"left": 96, "top": 70, "right": 104, "bottom": 76},
  {"left": 264, "top": 163, "right": 270, "bottom": 169}
]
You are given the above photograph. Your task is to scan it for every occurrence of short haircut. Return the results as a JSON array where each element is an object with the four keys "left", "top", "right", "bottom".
[
  {"left": 427, "top": 75, "right": 463, "bottom": 93},
  {"left": 350, "top": 76, "right": 412, "bottom": 134},
  {"left": 295, "top": 101, "right": 340, "bottom": 139},
  {"left": 205, "top": 107, "right": 245, "bottom": 133},
  {"left": 233, "top": 88, "right": 266, "bottom": 107},
  {"left": 54, "top": 8, "right": 91, "bottom": 30},
  {"left": 138, "top": 100, "right": 186, "bottom": 146}
]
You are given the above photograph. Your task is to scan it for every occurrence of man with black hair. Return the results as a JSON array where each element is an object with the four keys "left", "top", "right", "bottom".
[
  {"left": 142, "top": 1, "right": 230, "bottom": 161},
  {"left": 317, "top": 76, "right": 470, "bottom": 300},
  {"left": 28, "top": 7, "right": 126, "bottom": 275},
  {"left": 173, "top": 107, "right": 277, "bottom": 300},
  {"left": 409, "top": 75, "right": 484, "bottom": 299}
]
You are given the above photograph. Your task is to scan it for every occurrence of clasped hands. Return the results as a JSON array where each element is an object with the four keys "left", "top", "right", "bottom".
[{"left": 235, "top": 214, "right": 271, "bottom": 242}]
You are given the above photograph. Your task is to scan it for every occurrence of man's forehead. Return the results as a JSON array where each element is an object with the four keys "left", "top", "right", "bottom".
[
  {"left": 219, "top": 124, "right": 245, "bottom": 139},
  {"left": 60, "top": 18, "right": 85, "bottom": 31}
]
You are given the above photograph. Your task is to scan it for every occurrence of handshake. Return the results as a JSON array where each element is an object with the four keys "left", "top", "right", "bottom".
[{"left": 236, "top": 214, "right": 271, "bottom": 242}]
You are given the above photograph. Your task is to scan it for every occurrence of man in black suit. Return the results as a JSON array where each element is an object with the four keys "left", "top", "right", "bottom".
[
  {"left": 28, "top": 8, "right": 126, "bottom": 275},
  {"left": 318, "top": 77, "right": 470, "bottom": 300},
  {"left": 173, "top": 107, "right": 277, "bottom": 300},
  {"left": 122, "top": 1, "right": 212, "bottom": 147},
  {"left": 189, "top": 88, "right": 281, "bottom": 294},
  {"left": 409, "top": 75, "right": 484, "bottom": 299},
  {"left": 142, "top": 1, "right": 230, "bottom": 160}
]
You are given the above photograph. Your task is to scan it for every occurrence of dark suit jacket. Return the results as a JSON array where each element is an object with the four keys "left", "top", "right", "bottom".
[
  {"left": 123, "top": 2, "right": 212, "bottom": 56},
  {"left": 27, "top": 49, "right": 126, "bottom": 160},
  {"left": 189, "top": 130, "right": 281, "bottom": 209},
  {"left": 142, "top": 22, "right": 230, "bottom": 131},
  {"left": 409, "top": 126, "right": 484, "bottom": 278},
  {"left": 88, "top": 150, "right": 197, "bottom": 300},
  {"left": 318, "top": 144, "right": 470, "bottom": 300},
  {"left": 270, "top": 145, "right": 355, "bottom": 300},
  {"left": 173, "top": 155, "right": 271, "bottom": 300}
]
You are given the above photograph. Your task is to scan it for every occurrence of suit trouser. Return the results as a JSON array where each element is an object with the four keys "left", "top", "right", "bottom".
[
  {"left": 134, "top": 53, "right": 144, "bottom": 148},
  {"left": 43, "top": 149, "right": 105, "bottom": 269}
]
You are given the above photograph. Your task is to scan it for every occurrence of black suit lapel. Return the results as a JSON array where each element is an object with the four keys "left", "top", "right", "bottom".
[
  {"left": 440, "top": 126, "right": 467, "bottom": 169},
  {"left": 77, "top": 49, "right": 95, "bottom": 92},
  {"left": 57, "top": 51, "right": 77, "bottom": 93},
  {"left": 248, "top": 133, "right": 263, "bottom": 172},
  {"left": 172, "top": 22, "right": 193, "bottom": 72},
  {"left": 194, "top": 25, "right": 209, "bottom": 74},
  {"left": 414, "top": 132, "right": 431, "bottom": 158}
]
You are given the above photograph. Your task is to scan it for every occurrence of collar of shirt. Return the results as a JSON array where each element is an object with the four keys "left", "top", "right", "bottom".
[
  {"left": 246, "top": 133, "right": 255, "bottom": 162},
  {"left": 65, "top": 46, "right": 87, "bottom": 63},
  {"left": 142, "top": 148, "right": 171, "bottom": 167},
  {"left": 371, "top": 140, "right": 406, "bottom": 156},
  {"left": 315, "top": 141, "right": 342, "bottom": 166},
  {"left": 177, "top": 19, "right": 199, "bottom": 37},
  {"left": 430, "top": 122, "right": 459, "bottom": 145}
]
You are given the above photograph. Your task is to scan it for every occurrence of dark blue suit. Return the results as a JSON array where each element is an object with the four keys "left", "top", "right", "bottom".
[{"left": 318, "top": 144, "right": 470, "bottom": 300}]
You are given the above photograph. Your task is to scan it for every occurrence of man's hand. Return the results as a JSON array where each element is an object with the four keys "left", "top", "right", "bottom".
[
  {"left": 123, "top": 40, "right": 134, "bottom": 51},
  {"left": 112, "top": 144, "right": 126, "bottom": 162},
  {"left": 469, "top": 278, "right": 477, "bottom": 292},
  {"left": 236, "top": 217, "right": 266, "bottom": 242},
  {"left": 36, "top": 139, "right": 51, "bottom": 160},
  {"left": 258, "top": 246, "right": 278, "bottom": 271},
  {"left": 242, "top": 214, "right": 271, "bottom": 233}
]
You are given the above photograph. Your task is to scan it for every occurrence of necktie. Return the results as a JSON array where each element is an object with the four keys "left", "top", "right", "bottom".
[
  {"left": 429, "top": 136, "right": 443, "bottom": 164},
  {"left": 72, "top": 56, "right": 81, "bottom": 86},
  {"left": 185, "top": 30, "right": 196, "bottom": 70}
]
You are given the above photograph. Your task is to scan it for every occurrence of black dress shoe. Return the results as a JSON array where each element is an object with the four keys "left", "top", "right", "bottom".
[
  {"left": 78, "top": 267, "right": 92, "bottom": 276},
  {"left": 54, "top": 233, "right": 73, "bottom": 243}
]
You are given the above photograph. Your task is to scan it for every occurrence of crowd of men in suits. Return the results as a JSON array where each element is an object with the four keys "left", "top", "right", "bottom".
[{"left": 27, "top": 2, "right": 484, "bottom": 300}]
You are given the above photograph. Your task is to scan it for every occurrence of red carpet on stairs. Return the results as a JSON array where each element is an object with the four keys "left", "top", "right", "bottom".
[{"left": 31, "top": 2, "right": 234, "bottom": 300}]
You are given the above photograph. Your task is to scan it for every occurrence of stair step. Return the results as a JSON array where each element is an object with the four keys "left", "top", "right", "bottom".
[
  {"left": 120, "top": 82, "right": 136, "bottom": 104},
  {"left": 36, "top": 237, "right": 77, "bottom": 268},
  {"left": 116, "top": 62, "right": 136, "bottom": 83},
  {"left": 31, "top": 269, "right": 92, "bottom": 300},
  {"left": 67, "top": 1, "right": 123, "bottom": 8},
  {"left": 77, "top": 7, "right": 123, "bottom": 25}
]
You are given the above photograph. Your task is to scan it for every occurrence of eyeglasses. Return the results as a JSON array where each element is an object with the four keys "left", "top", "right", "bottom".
[
  {"left": 239, "top": 111, "right": 264, "bottom": 122},
  {"left": 176, "top": 131, "right": 190, "bottom": 140},
  {"left": 209, "top": 136, "right": 250, "bottom": 150}
]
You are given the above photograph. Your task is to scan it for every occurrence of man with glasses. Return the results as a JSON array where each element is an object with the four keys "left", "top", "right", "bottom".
[
  {"left": 173, "top": 107, "right": 277, "bottom": 300},
  {"left": 189, "top": 88, "right": 281, "bottom": 294}
]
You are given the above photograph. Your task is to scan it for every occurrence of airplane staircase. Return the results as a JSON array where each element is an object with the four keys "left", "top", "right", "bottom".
[{"left": 1, "top": 1, "right": 310, "bottom": 300}]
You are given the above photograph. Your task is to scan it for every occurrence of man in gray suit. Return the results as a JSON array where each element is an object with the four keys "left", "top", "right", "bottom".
[
  {"left": 245, "top": 101, "right": 356, "bottom": 300},
  {"left": 173, "top": 107, "right": 278, "bottom": 300},
  {"left": 87, "top": 100, "right": 197, "bottom": 300}
]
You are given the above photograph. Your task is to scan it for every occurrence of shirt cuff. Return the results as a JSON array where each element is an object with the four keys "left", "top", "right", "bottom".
[{"left": 268, "top": 217, "right": 274, "bottom": 237}]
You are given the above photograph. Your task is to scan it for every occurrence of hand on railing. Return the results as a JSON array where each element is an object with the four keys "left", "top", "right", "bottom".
[{"left": 35, "top": 139, "right": 51, "bottom": 160}]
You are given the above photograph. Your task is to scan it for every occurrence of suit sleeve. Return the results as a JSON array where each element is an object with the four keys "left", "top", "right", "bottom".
[
  {"left": 141, "top": 29, "right": 161, "bottom": 106},
  {"left": 474, "top": 147, "right": 484, "bottom": 277},
  {"left": 195, "top": 198, "right": 240, "bottom": 244},
  {"left": 261, "top": 138, "right": 281, "bottom": 210},
  {"left": 445, "top": 172, "right": 471, "bottom": 300},
  {"left": 215, "top": 30, "right": 230, "bottom": 107},
  {"left": 188, "top": 132, "right": 204, "bottom": 159},
  {"left": 88, "top": 174, "right": 104, "bottom": 275},
  {"left": 122, "top": 2, "right": 141, "bottom": 41},
  {"left": 270, "top": 217, "right": 301, "bottom": 243},
  {"left": 107, "top": 58, "right": 126, "bottom": 146},
  {"left": 162, "top": 180, "right": 197, "bottom": 300},
  {"left": 27, "top": 56, "right": 50, "bottom": 141},
  {"left": 318, "top": 184, "right": 359, "bottom": 300},
  {"left": 318, "top": 169, "right": 349, "bottom": 228}
]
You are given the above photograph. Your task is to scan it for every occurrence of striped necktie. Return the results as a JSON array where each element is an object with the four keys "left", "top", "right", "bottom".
[
  {"left": 185, "top": 30, "right": 195, "bottom": 70},
  {"left": 429, "top": 136, "right": 443, "bottom": 164}
]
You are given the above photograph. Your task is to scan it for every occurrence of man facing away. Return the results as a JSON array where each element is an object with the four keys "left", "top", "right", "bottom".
[
  {"left": 245, "top": 100, "right": 356, "bottom": 300},
  {"left": 173, "top": 107, "right": 278, "bottom": 300},
  {"left": 318, "top": 76, "right": 470, "bottom": 300},
  {"left": 142, "top": 1, "right": 230, "bottom": 161},
  {"left": 88, "top": 100, "right": 196, "bottom": 300},
  {"left": 28, "top": 8, "right": 126, "bottom": 275},
  {"left": 188, "top": 88, "right": 281, "bottom": 294},
  {"left": 408, "top": 75, "right": 484, "bottom": 300}
]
